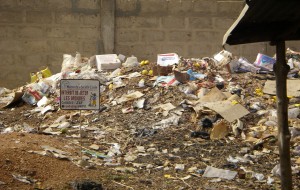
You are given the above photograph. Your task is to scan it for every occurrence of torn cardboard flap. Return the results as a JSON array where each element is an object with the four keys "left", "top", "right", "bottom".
[
  {"left": 198, "top": 87, "right": 227, "bottom": 103},
  {"left": 210, "top": 120, "right": 230, "bottom": 140},
  {"left": 153, "top": 103, "right": 176, "bottom": 111},
  {"left": 263, "top": 80, "right": 300, "bottom": 97},
  {"left": 193, "top": 100, "right": 250, "bottom": 122},
  {"left": 0, "top": 92, "right": 23, "bottom": 108}
]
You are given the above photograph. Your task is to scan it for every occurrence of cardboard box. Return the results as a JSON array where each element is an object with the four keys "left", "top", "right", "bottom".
[
  {"left": 157, "top": 53, "right": 179, "bottom": 66},
  {"left": 152, "top": 65, "right": 173, "bottom": 76},
  {"left": 173, "top": 70, "right": 189, "bottom": 83},
  {"left": 96, "top": 54, "right": 121, "bottom": 71}
]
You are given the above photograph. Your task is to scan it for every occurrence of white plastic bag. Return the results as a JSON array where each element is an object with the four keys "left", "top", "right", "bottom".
[{"left": 61, "top": 54, "right": 75, "bottom": 72}]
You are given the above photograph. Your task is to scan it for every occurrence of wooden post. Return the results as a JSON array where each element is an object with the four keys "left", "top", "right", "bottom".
[
  {"left": 274, "top": 41, "right": 292, "bottom": 190},
  {"left": 100, "top": 0, "right": 115, "bottom": 54}
]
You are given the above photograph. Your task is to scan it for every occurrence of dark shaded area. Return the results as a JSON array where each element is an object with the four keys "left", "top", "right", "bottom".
[
  {"left": 71, "top": 180, "right": 103, "bottom": 190},
  {"left": 224, "top": 0, "right": 300, "bottom": 45}
]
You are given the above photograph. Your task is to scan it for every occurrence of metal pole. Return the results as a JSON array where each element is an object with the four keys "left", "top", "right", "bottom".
[{"left": 274, "top": 41, "right": 292, "bottom": 190}]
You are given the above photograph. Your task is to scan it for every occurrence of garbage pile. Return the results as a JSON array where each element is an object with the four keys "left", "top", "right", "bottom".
[{"left": 0, "top": 48, "right": 300, "bottom": 189}]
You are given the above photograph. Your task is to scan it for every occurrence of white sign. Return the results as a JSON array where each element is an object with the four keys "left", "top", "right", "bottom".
[
  {"left": 60, "top": 79, "right": 100, "bottom": 110},
  {"left": 157, "top": 53, "right": 179, "bottom": 66}
]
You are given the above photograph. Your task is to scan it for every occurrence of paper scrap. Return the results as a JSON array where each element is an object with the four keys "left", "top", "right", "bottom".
[
  {"left": 203, "top": 166, "right": 237, "bottom": 180},
  {"left": 117, "top": 91, "right": 144, "bottom": 103},
  {"left": 154, "top": 103, "right": 176, "bottom": 111}
]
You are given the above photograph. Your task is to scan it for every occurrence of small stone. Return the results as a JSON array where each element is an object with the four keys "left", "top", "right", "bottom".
[
  {"left": 173, "top": 148, "right": 180, "bottom": 153},
  {"left": 136, "top": 146, "right": 145, "bottom": 152},
  {"left": 147, "top": 148, "right": 156, "bottom": 152},
  {"left": 58, "top": 122, "right": 70, "bottom": 129},
  {"left": 146, "top": 164, "right": 154, "bottom": 169},
  {"left": 124, "top": 153, "right": 137, "bottom": 162},
  {"left": 89, "top": 144, "right": 100, "bottom": 150},
  {"left": 175, "top": 164, "right": 185, "bottom": 171}
]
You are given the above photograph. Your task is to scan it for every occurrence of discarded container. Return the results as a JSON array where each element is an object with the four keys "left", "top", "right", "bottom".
[{"left": 96, "top": 54, "right": 121, "bottom": 71}]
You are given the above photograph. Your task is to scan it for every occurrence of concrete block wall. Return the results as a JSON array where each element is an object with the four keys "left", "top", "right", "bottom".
[
  {"left": 0, "top": 0, "right": 101, "bottom": 88},
  {"left": 115, "top": 0, "right": 265, "bottom": 61}
]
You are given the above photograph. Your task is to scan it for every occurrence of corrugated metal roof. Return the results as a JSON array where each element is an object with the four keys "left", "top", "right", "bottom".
[{"left": 223, "top": 0, "right": 300, "bottom": 45}]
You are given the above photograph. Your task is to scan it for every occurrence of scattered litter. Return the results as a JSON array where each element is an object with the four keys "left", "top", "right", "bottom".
[
  {"left": 0, "top": 45, "right": 299, "bottom": 190},
  {"left": 12, "top": 174, "right": 37, "bottom": 184}
]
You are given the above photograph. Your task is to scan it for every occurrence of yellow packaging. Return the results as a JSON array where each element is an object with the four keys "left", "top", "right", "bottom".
[{"left": 41, "top": 67, "right": 52, "bottom": 78}]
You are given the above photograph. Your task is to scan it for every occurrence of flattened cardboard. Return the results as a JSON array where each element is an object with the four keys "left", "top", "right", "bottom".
[
  {"left": 193, "top": 100, "right": 250, "bottom": 122},
  {"left": 263, "top": 80, "right": 300, "bottom": 97},
  {"left": 199, "top": 87, "right": 227, "bottom": 102}
]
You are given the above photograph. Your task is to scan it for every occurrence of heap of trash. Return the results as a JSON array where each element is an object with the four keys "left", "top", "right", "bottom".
[{"left": 0, "top": 48, "right": 300, "bottom": 189}]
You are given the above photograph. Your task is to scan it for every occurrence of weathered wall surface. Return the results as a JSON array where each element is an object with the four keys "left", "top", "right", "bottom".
[
  {"left": 0, "top": 0, "right": 101, "bottom": 88},
  {"left": 115, "top": 0, "right": 300, "bottom": 62},
  {"left": 1, "top": 0, "right": 300, "bottom": 88}
]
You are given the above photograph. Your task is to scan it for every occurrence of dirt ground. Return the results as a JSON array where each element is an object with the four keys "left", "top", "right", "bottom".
[{"left": 0, "top": 65, "right": 300, "bottom": 189}]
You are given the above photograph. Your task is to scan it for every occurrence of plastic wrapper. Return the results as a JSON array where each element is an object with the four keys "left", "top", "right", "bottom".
[
  {"left": 254, "top": 53, "right": 276, "bottom": 71},
  {"left": 61, "top": 54, "right": 75, "bottom": 73},
  {"left": 238, "top": 57, "right": 260, "bottom": 73},
  {"left": 213, "top": 50, "right": 232, "bottom": 67},
  {"left": 123, "top": 56, "right": 139, "bottom": 68}
]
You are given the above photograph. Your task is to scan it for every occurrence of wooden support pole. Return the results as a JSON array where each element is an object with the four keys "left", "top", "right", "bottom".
[
  {"left": 274, "top": 41, "right": 292, "bottom": 190},
  {"left": 100, "top": 0, "right": 115, "bottom": 54}
]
